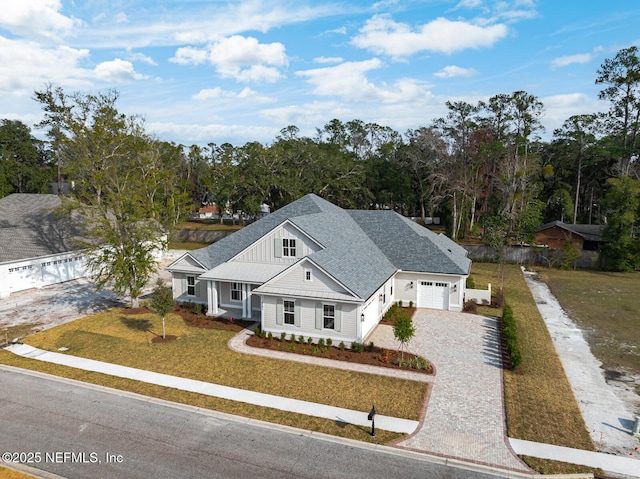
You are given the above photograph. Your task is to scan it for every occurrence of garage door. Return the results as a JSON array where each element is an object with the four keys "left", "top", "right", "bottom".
[
  {"left": 418, "top": 281, "right": 449, "bottom": 309},
  {"left": 7, "top": 265, "right": 37, "bottom": 292},
  {"left": 41, "top": 257, "right": 85, "bottom": 286}
]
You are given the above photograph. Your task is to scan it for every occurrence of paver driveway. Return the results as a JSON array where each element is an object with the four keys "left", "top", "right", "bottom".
[{"left": 368, "top": 309, "right": 530, "bottom": 472}]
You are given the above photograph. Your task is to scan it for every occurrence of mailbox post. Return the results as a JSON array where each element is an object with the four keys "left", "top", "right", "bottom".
[{"left": 367, "top": 405, "right": 376, "bottom": 437}]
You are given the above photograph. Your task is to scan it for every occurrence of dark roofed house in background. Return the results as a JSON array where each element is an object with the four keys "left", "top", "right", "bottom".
[
  {"left": 535, "top": 221, "right": 606, "bottom": 252},
  {"left": 167, "top": 194, "right": 471, "bottom": 344},
  {"left": 0, "top": 193, "right": 86, "bottom": 298}
]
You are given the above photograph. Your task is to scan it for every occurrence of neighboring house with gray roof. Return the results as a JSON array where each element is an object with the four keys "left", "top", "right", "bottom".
[
  {"left": 535, "top": 221, "right": 605, "bottom": 251},
  {"left": 167, "top": 194, "right": 471, "bottom": 343},
  {"left": 0, "top": 193, "right": 86, "bottom": 298}
]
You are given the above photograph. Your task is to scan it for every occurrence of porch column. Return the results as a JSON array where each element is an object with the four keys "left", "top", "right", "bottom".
[
  {"left": 246, "top": 284, "right": 253, "bottom": 320},
  {"left": 206, "top": 280, "right": 218, "bottom": 316}
]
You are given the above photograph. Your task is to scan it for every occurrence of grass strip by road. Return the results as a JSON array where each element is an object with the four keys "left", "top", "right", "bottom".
[
  {"left": 1, "top": 308, "right": 426, "bottom": 442},
  {"left": 471, "top": 263, "right": 597, "bottom": 475},
  {"left": 0, "top": 466, "right": 37, "bottom": 479},
  {"left": 536, "top": 268, "right": 640, "bottom": 395},
  {"left": 19, "top": 309, "right": 427, "bottom": 420},
  {"left": 0, "top": 351, "right": 402, "bottom": 445}
]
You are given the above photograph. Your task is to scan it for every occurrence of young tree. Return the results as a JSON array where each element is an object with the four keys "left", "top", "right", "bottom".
[
  {"left": 393, "top": 309, "right": 415, "bottom": 362},
  {"left": 149, "top": 279, "right": 175, "bottom": 339},
  {"left": 34, "top": 86, "right": 189, "bottom": 307}
]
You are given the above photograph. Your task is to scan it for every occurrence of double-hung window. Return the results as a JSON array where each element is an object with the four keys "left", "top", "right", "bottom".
[
  {"left": 187, "top": 276, "right": 196, "bottom": 296},
  {"left": 282, "top": 238, "right": 296, "bottom": 257},
  {"left": 323, "top": 304, "right": 335, "bottom": 329},
  {"left": 284, "top": 300, "right": 295, "bottom": 325},
  {"left": 231, "top": 282, "right": 242, "bottom": 301}
]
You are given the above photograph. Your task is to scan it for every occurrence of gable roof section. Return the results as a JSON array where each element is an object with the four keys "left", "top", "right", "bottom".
[
  {"left": 0, "top": 193, "right": 81, "bottom": 263},
  {"left": 538, "top": 221, "right": 605, "bottom": 242},
  {"left": 348, "top": 210, "right": 471, "bottom": 275}
]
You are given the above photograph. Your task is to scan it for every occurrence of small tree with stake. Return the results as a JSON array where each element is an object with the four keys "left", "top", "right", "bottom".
[
  {"left": 393, "top": 309, "right": 415, "bottom": 363},
  {"left": 149, "top": 279, "right": 174, "bottom": 339}
]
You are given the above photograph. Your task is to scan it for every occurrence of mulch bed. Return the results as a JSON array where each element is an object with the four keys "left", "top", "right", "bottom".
[
  {"left": 379, "top": 306, "right": 416, "bottom": 327},
  {"left": 246, "top": 335, "right": 433, "bottom": 375},
  {"left": 173, "top": 305, "right": 255, "bottom": 332}
]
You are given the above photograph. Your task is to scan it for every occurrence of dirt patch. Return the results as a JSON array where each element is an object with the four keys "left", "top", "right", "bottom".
[
  {"left": 151, "top": 334, "right": 178, "bottom": 343},
  {"left": 246, "top": 335, "right": 433, "bottom": 375}
]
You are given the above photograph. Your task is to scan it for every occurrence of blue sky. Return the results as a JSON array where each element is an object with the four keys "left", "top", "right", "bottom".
[{"left": 1, "top": 0, "right": 639, "bottom": 146}]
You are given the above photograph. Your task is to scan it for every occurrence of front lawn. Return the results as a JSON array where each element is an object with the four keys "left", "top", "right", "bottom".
[{"left": 12, "top": 307, "right": 428, "bottom": 427}]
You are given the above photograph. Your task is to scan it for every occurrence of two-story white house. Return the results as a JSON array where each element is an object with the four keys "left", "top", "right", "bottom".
[{"left": 167, "top": 194, "right": 471, "bottom": 344}]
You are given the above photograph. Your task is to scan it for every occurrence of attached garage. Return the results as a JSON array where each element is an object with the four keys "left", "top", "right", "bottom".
[{"left": 418, "top": 280, "right": 449, "bottom": 309}]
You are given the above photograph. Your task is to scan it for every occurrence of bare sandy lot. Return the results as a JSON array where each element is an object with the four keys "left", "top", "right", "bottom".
[{"left": 0, "top": 250, "right": 186, "bottom": 338}]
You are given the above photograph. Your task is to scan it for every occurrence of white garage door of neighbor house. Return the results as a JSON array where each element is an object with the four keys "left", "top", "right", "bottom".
[
  {"left": 41, "top": 257, "right": 84, "bottom": 286},
  {"left": 418, "top": 281, "right": 449, "bottom": 309}
]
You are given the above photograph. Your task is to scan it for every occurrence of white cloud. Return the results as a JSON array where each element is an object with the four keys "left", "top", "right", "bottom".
[
  {"left": 114, "top": 12, "right": 128, "bottom": 24},
  {"left": 193, "top": 87, "right": 275, "bottom": 104},
  {"left": 434, "top": 65, "right": 478, "bottom": 78},
  {"left": 94, "top": 59, "right": 146, "bottom": 82},
  {"left": 170, "top": 35, "right": 288, "bottom": 83},
  {"left": 171, "top": 46, "right": 208, "bottom": 65},
  {"left": 125, "top": 50, "right": 157, "bottom": 66},
  {"left": 351, "top": 15, "right": 508, "bottom": 57},
  {"left": 0, "top": 36, "right": 91, "bottom": 95},
  {"left": 0, "top": 0, "right": 81, "bottom": 40},
  {"left": 148, "top": 121, "right": 278, "bottom": 145},
  {"left": 297, "top": 59, "right": 384, "bottom": 101},
  {"left": 296, "top": 59, "right": 433, "bottom": 103},
  {"left": 540, "top": 93, "right": 607, "bottom": 136},
  {"left": 551, "top": 53, "right": 592, "bottom": 69},
  {"left": 314, "top": 56, "right": 344, "bottom": 64}
]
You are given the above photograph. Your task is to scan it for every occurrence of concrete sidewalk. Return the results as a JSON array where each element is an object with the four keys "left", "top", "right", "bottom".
[
  {"left": 510, "top": 438, "right": 640, "bottom": 477},
  {"left": 5, "top": 343, "right": 418, "bottom": 435}
]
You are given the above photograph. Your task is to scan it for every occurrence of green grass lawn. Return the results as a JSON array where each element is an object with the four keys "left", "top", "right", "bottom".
[
  {"left": 470, "top": 263, "right": 598, "bottom": 475},
  {"left": 4, "top": 308, "right": 426, "bottom": 440},
  {"left": 177, "top": 221, "right": 243, "bottom": 231},
  {"left": 535, "top": 268, "right": 640, "bottom": 394}
]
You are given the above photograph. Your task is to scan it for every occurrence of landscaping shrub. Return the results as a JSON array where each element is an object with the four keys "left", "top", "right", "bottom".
[
  {"left": 502, "top": 303, "right": 522, "bottom": 370},
  {"left": 280, "top": 332, "right": 286, "bottom": 341},
  {"left": 193, "top": 303, "right": 203, "bottom": 315},
  {"left": 255, "top": 327, "right": 262, "bottom": 337},
  {"left": 339, "top": 341, "right": 345, "bottom": 351},
  {"left": 409, "top": 300, "right": 413, "bottom": 308},
  {"left": 350, "top": 341, "right": 364, "bottom": 353},
  {"left": 466, "top": 276, "right": 476, "bottom": 289},
  {"left": 298, "top": 335, "right": 304, "bottom": 344},
  {"left": 463, "top": 299, "right": 478, "bottom": 313},
  {"left": 290, "top": 334, "right": 296, "bottom": 343},
  {"left": 307, "top": 337, "right": 313, "bottom": 345},
  {"left": 366, "top": 341, "right": 375, "bottom": 352},
  {"left": 267, "top": 331, "right": 273, "bottom": 340},
  {"left": 318, "top": 338, "right": 325, "bottom": 348},
  {"left": 326, "top": 338, "right": 333, "bottom": 347}
]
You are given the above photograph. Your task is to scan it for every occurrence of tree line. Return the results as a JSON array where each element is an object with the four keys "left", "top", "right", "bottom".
[{"left": 1, "top": 46, "right": 640, "bottom": 273}]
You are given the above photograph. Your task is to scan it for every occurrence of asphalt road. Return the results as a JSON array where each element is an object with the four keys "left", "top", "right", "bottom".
[{"left": 0, "top": 366, "right": 508, "bottom": 479}]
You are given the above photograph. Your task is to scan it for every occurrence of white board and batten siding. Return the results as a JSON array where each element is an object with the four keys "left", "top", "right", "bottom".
[
  {"left": 172, "top": 271, "right": 207, "bottom": 304},
  {"left": 262, "top": 295, "right": 359, "bottom": 343},
  {"left": 394, "top": 271, "right": 465, "bottom": 312},
  {"left": 235, "top": 222, "right": 321, "bottom": 264},
  {"left": 265, "top": 261, "right": 351, "bottom": 296}
]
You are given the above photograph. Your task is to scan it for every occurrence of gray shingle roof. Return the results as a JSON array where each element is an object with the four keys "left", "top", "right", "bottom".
[
  {"left": 0, "top": 193, "right": 82, "bottom": 263},
  {"left": 348, "top": 210, "right": 471, "bottom": 275},
  {"left": 538, "top": 221, "right": 605, "bottom": 242},
  {"left": 186, "top": 194, "right": 470, "bottom": 300}
]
